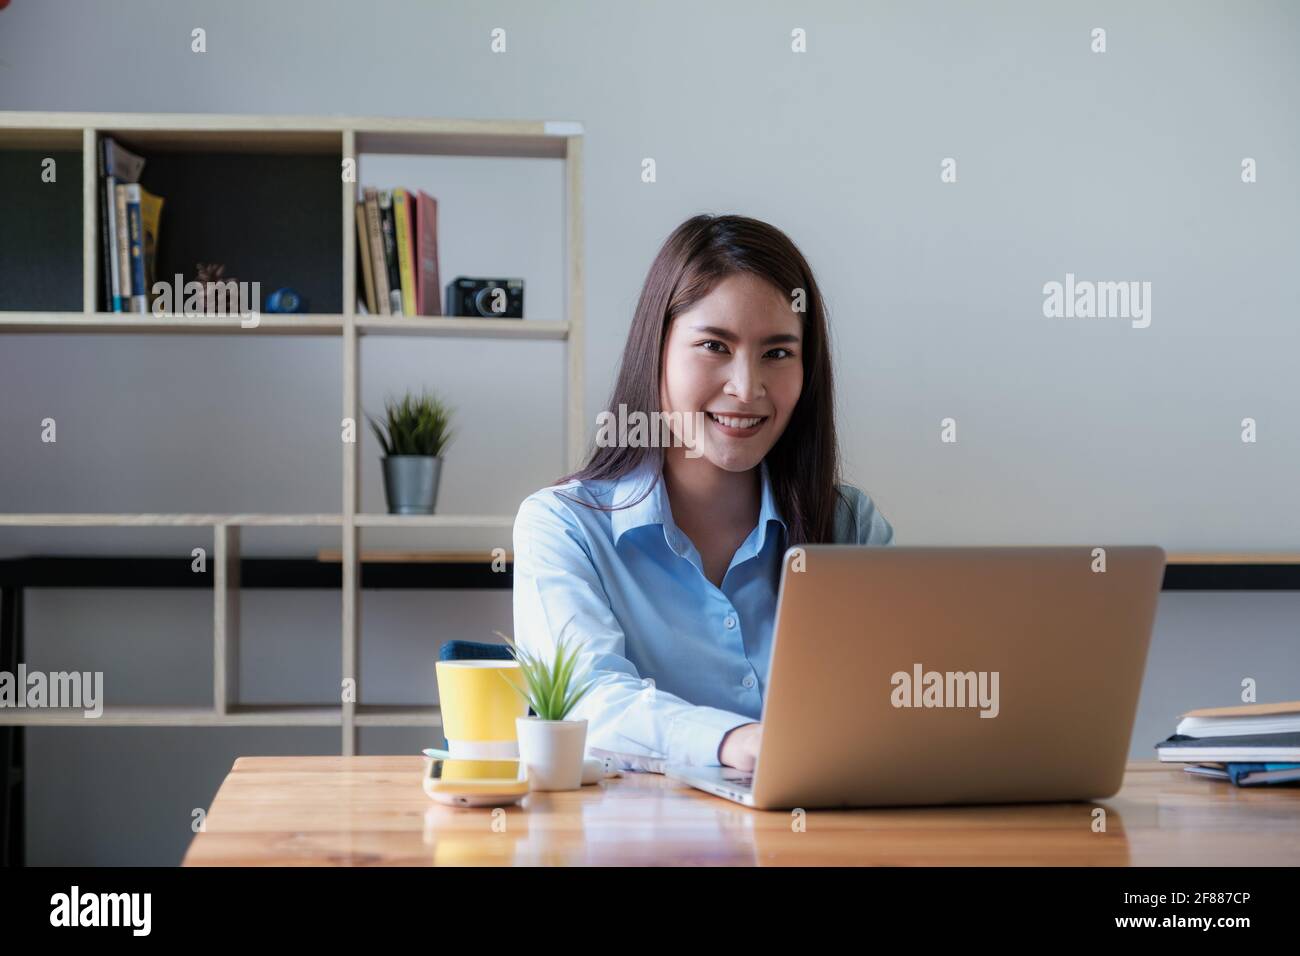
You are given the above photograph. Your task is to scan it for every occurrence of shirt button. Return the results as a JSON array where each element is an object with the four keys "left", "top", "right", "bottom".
[
  {"left": 724, "top": 615, "right": 736, "bottom": 629},
  {"left": 742, "top": 675, "right": 756, "bottom": 689}
]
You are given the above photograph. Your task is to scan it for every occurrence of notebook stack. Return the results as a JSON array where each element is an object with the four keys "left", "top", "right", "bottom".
[{"left": 1156, "top": 700, "right": 1300, "bottom": 786}]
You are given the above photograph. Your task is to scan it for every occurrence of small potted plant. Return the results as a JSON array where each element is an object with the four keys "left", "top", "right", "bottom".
[
  {"left": 494, "top": 629, "right": 597, "bottom": 791},
  {"left": 367, "top": 390, "right": 455, "bottom": 515}
]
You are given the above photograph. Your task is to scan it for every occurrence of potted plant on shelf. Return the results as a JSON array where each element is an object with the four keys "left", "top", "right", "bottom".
[
  {"left": 494, "top": 629, "right": 597, "bottom": 791},
  {"left": 367, "top": 390, "right": 455, "bottom": 515}
]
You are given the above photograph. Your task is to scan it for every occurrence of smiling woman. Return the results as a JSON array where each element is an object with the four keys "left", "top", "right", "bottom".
[{"left": 511, "top": 214, "right": 894, "bottom": 774}]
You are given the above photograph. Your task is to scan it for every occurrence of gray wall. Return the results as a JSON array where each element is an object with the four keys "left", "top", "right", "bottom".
[{"left": 1, "top": 0, "right": 1297, "bottom": 864}]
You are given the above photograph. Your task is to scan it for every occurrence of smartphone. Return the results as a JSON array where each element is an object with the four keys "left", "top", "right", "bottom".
[{"left": 422, "top": 756, "right": 529, "bottom": 806}]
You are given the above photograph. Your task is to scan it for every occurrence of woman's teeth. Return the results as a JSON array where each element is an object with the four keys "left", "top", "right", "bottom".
[{"left": 708, "top": 412, "right": 765, "bottom": 429}]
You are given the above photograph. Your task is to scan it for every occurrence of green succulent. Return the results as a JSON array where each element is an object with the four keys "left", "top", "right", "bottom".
[
  {"left": 367, "top": 390, "right": 455, "bottom": 458},
  {"left": 493, "top": 629, "right": 597, "bottom": 722}
]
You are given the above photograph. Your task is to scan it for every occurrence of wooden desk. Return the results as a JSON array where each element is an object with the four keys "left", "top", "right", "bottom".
[{"left": 182, "top": 757, "right": 1300, "bottom": 866}]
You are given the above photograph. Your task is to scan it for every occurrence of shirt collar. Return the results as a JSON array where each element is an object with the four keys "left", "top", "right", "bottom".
[{"left": 610, "top": 457, "right": 787, "bottom": 559}]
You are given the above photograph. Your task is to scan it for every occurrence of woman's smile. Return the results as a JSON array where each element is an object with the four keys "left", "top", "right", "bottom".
[{"left": 706, "top": 410, "right": 769, "bottom": 436}]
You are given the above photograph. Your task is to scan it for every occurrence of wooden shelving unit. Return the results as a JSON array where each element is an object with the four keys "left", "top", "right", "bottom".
[{"left": 0, "top": 111, "right": 585, "bottom": 752}]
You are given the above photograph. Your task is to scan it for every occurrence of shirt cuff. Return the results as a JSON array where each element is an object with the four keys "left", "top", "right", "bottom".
[{"left": 667, "top": 706, "right": 757, "bottom": 767}]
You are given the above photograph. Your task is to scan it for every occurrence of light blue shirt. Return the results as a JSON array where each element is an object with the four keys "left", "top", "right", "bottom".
[{"left": 511, "top": 457, "right": 894, "bottom": 771}]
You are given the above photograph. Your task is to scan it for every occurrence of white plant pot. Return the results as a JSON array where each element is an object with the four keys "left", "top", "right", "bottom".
[{"left": 516, "top": 716, "right": 588, "bottom": 791}]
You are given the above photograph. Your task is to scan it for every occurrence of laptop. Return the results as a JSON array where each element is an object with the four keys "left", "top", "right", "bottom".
[{"left": 665, "top": 546, "right": 1166, "bottom": 809}]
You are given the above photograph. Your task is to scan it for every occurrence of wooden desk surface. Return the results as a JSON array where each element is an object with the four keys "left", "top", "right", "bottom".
[{"left": 182, "top": 757, "right": 1300, "bottom": 866}]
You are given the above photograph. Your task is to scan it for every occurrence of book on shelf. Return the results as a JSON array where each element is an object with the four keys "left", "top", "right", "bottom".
[
  {"left": 113, "top": 184, "right": 131, "bottom": 311},
  {"left": 138, "top": 186, "right": 164, "bottom": 309},
  {"left": 356, "top": 185, "right": 442, "bottom": 317},
  {"left": 98, "top": 155, "right": 117, "bottom": 311},
  {"left": 99, "top": 137, "right": 163, "bottom": 316},
  {"left": 393, "top": 188, "right": 417, "bottom": 316},
  {"left": 123, "top": 183, "right": 147, "bottom": 314},
  {"left": 414, "top": 190, "right": 441, "bottom": 316},
  {"left": 377, "top": 190, "right": 402, "bottom": 314},
  {"left": 355, "top": 200, "right": 377, "bottom": 314},
  {"left": 362, "top": 187, "right": 390, "bottom": 315},
  {"left": 99, "top": 136, "right": 145, "bottom": 313}
]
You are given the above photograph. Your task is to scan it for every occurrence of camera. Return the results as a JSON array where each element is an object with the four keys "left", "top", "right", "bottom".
[{"left": 445, "top": 277, "right": 525, "bottom": 318}]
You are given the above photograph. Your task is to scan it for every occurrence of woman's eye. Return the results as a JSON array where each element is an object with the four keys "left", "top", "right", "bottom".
[{"left": 697, "top": 341, "right": 795, "bottom": 359}]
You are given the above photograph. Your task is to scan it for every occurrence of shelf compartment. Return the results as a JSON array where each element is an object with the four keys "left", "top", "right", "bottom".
[
  {"left": 0, "top": 129, "right": 83, "bottom": 312},
  {"left": 96, "top": 130, "right": 344, "bottom": 314}
]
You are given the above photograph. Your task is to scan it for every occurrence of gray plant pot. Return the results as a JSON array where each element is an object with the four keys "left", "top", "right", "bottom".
[{"left": 382, "top": 456, "right": 443, "bottom": 515}]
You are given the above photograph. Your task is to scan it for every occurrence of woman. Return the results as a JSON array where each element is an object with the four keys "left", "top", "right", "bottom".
[{"left": 512, "top": 214, "right": 894, "bottom": 773}]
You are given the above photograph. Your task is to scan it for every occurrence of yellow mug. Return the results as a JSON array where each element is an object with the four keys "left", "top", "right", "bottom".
[{"left": 436, "top": 660, "right": 529, "bottom": 759}]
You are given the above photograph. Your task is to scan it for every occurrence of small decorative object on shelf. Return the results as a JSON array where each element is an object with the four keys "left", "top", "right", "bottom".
[
  {"left": 445, "top": 277, "right": 524, "bottom": 318},
  {"left": 494, "top": 629, "right": 596, "bottom": 792},
  {"left": 265, "top": 287, "right": 307, "bottom": 313},
  {"left": 367, "top": 389, "right": 455, "bottom": 515},
  {"left": 194, "top": 262, "right": 237, "bottom": 315}
]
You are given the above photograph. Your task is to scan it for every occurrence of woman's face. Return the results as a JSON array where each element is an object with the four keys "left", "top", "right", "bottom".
[{"left": 659, "top": 272, "right": 804, "bottom": 474}]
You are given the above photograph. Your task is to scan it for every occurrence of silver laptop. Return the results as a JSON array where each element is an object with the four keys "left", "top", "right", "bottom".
[{"left": 665, "top": 546, "right": 1165, "bottom": 810}]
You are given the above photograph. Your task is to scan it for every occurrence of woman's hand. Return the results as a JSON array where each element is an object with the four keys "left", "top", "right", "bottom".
[{"left": 718, "top": 722, "right": 763, "bottom": 770}]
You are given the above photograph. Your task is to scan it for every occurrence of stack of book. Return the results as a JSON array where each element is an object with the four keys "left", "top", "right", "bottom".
[
  {"left": 1156, "top": 700, "right": 1300, "bottom": 786},
  {"left": 356, "top": 187, "right": 440, "bottom": 317},
  {"left": 99, "top": 136, "right": 164, "bottom": 314}
]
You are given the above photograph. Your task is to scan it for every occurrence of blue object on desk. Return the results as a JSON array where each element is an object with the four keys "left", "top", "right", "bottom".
[
  {"left": 1227, "top": 763, "right": 1300, "bottom": 786},
  {"left": 440, "top": 640, "right": 514, "bottom": 662}
]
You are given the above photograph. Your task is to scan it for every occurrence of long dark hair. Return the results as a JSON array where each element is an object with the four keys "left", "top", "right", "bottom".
[{"left": 557, "top": 214, "right": 844, "bottom": 546}]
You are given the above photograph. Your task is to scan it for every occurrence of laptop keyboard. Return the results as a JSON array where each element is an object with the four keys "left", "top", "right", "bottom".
[{"left": 722, "top": 770, "right": 754, "bottom": 787}]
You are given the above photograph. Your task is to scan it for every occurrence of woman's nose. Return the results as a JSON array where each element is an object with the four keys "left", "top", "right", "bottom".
[{"left": 725, "top": 359, "right": 765, "bottom": 402}]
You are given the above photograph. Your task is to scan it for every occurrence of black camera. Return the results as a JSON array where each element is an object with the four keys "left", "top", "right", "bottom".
[{"left": 445, "top": 277, "right": 525, "bottom": 318}]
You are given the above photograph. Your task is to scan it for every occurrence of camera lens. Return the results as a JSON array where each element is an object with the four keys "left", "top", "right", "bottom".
[{"left": 473, "top": 286, "right": 496, "bottom": 317}]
